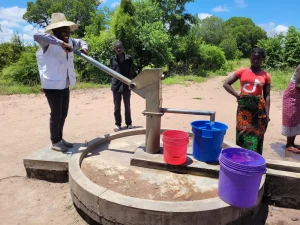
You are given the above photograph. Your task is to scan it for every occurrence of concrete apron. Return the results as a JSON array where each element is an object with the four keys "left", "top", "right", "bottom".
[
  {"left": 23, "top": 128, "right": 300, "bottom": 224},
  {"left": 68, "top": 128, "right": 266, "bottom": 225},
  {"left": 23, "top": 143, "right": 87, "bottom": 183}
]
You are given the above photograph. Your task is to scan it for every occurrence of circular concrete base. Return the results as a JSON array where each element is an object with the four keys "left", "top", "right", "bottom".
[{"left": 69, "top": 128, "right": 265, "bottom": 225}]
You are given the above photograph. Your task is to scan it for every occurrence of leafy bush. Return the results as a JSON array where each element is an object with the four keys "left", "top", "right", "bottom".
[
  {"left": 269, "top": 67, "right": 294, "bottom": 91},
  {"left": 111, "top": 0, "right": 172, "bottom": 73},
  {"left": 197, "top": 16, "right": 224, "bottom": 46},
  {"left": 0, "top": 33, "right": 24, "bottom": 71},
  {"left": 137, "top": 21, "right": 172, "bottom": 69},
  {"left": 170, "top": 26, "right": 203, "bottom": 75},
  {"left": 1, "top": 46, "right": 39, "bottom": 86},
  {"left": 284, "top": 26, "right": 300, "bottom": 68},
  {"left": 74, "top": 31, "right": 116, "bottom": 83},
  {"left": 0, "top": 43, "right": 15, "bottom": 71},
  {"left": 219, "top": 38, "right": 238, "bottom": 60},
  {"left": 199, "top": 44, "right": 226, "bottom": 71},
  {"left": 171, "top": 34, "right": 226, "bottom": 75},
  {"left": 257, "top": 34, "right": 286, "bottom": 69},
  {"left": 223, "top": 18, "right": 267, "bottom": 57}
]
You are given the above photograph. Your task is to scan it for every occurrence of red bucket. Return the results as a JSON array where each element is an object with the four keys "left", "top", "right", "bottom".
[{"left": 162, "top": 130, "right": 189, "bottom": 165}]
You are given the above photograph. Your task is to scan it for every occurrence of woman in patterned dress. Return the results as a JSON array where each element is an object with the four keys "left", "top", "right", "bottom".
[
  {"left": 282, "top": 66, "right": 300, "bottom": 153},
  {"left": 223, "top": 48, "right": 271, "bottom": 154}
]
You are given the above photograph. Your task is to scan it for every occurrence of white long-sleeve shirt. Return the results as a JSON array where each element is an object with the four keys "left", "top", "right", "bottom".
[
  {"left": 34, "top": 32, "right": 88, "bottom": 88},
  {"left": 34, "top": 32, "right": 88, "bottom": 53}
]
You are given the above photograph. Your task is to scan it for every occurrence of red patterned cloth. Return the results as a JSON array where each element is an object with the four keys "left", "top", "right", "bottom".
[{"left": 282, "top": 83, "right": 300, "bottom": 136}]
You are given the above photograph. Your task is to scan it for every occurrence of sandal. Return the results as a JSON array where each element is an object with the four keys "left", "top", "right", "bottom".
[
  {"left": 285, "top": 146, "right": 300, "bottom": 154},
  {"left": 293, "top": 144, "right": 300, "bottom": 149}
]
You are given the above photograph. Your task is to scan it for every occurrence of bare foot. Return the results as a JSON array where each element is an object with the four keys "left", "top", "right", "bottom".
[{"left": 286, "top": 146, "right": 300, "bottom": 154}]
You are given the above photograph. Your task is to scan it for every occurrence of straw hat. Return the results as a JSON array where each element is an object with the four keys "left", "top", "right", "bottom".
[{"left": 45, "top": 13, "right": 79, "bottom": 34}]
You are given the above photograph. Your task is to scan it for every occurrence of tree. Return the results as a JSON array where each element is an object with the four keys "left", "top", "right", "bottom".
[
  {"left": 257, "top": 34, "right": 286, "bottom": 68},
  {"left": 196, "top": 16, "right": 224, "bottom": 46},
  {"left": 23, "top": 0, "right": 63, "bottom": 27},
  {"left": 152, "top": 0, "right": 195, "bottom": 36},
  {"left": 172, "top": 27, "right": 203, "bottom": 74},
  {"left": 137, "top": 21, "right": 172, "bottom": 71},
  {"left": 84, "top": 7, "right": 112, "bottom": 36},
  {"left": 23, "top": 0, "right": 101, "bottom": 37},
  {"left": 224, "top": 17, "right": 255, "bottom": 30},
  {"left": 134, "top": 0, "right": 161, "bottom": 24},
  {"left": 111, "top": 0, "right": 137, "bottom": 56},
  {"left": 75, "top": 30, "right": 116, "bottom": 83},
  {"left": 171, "top": 25, "right": 226, "bottom": 75},
  {"left": 0, "top": 33, "right": 24, "bottom": 71},
  {"left": 284, "top": 26, "right": 300, "bottom": 67},
  {"left": 0, "top": 43, "right": 14, "bottom": 71},
  {"left": 219, "top": 38, "right": 239, "bottom": 60},
  {"left": 223, "top": 17, "right": 267, "bottom": 57},
  {"left": 111, "top": 0, "right": 172, "bottom": 73},
  {"left": 1, "top": 45, "right": 39, "bottom": 85},
  {"left": 10, "top": 32, "right": 24, "bottom": 62},
  {"left": 199, "top": 44, "right": 226, "bottom": 71}
]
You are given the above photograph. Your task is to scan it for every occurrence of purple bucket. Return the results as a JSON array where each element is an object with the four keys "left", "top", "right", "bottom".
[
  {"left": 220, "top": 148, "right": 266, "bottom": 168},
  {"left": 219, "top": 158, "right": 266, "bottom": 173},
  {"left": 218, "top": 148, "right": 266, "bottom": 208}
]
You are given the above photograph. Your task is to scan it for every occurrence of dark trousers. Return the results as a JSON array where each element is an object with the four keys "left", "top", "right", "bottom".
[
  {"left": 113, "top": 91, "right": 132, "bottom": 126},
  {"left": 44, "top": 88, "right": 70, "bottom": 144}
]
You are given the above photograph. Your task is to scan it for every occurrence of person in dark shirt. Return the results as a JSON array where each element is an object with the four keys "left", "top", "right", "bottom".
[{"left": 110, "top": 41, "right": 136, "bottom": 132}]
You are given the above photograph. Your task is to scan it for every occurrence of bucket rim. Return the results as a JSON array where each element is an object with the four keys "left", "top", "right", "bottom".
[
  {"left": 162, "top": 130, "right": 189, "bottom": 138},
  {"left": 220, "top": 147, "right": 266, "bottom": 167},
  {"left": 190, "top": 120, "right": 228, "bottom": 130}
]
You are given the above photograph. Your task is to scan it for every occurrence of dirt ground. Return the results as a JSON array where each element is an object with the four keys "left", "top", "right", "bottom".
[{"left": 0, "top": 76, "right": 300, "bottom": 224}]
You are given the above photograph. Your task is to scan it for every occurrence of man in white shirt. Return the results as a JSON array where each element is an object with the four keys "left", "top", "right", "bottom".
[{"left": 34, "top": 13, "right": 88, "bottom": 152}]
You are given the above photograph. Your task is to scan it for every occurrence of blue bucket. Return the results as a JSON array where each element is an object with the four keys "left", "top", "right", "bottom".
[{"left": 191, "top": 120, "right": 228, "bottom": 163}]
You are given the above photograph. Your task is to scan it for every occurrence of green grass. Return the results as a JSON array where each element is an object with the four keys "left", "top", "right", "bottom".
[
  {"left": 0, "top": 59, "right": 293, "bottom": 95},
  {"left": 232, "top": 80, "right": 240, "bottom": 90},
  {"left": 0, "top": 79, "right": 42, "bottom": 95},
  {"left": 269, "top": 67, "right": 294, "bottom": 91},
  {"left": 0, "top": 79, "right": 109, "bottom": 95},
  {"left": 0, "top": 75, "right": 205, "bottom": 95},
  {"left": 73, "top": 82, "right": 109, "bottom": 90},
  {"left": 230, "top": 58, "right": 250, "bottom": 70},
  {"left": 209, "top": 58, "right": 250, "bottom": 77},
  {"left": 162, "top": 75, "right": 206, "bottom": 86}
]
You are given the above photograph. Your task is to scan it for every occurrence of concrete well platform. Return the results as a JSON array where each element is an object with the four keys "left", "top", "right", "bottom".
[
  {"left": 23, "top": 128, "right": 300, "bottom": 224},
  {"left": 69, "top": 128, "right": 266, "bottom": 225},
  {"left": 23, "top": 143, "right": 86, "bottom": 182}
]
